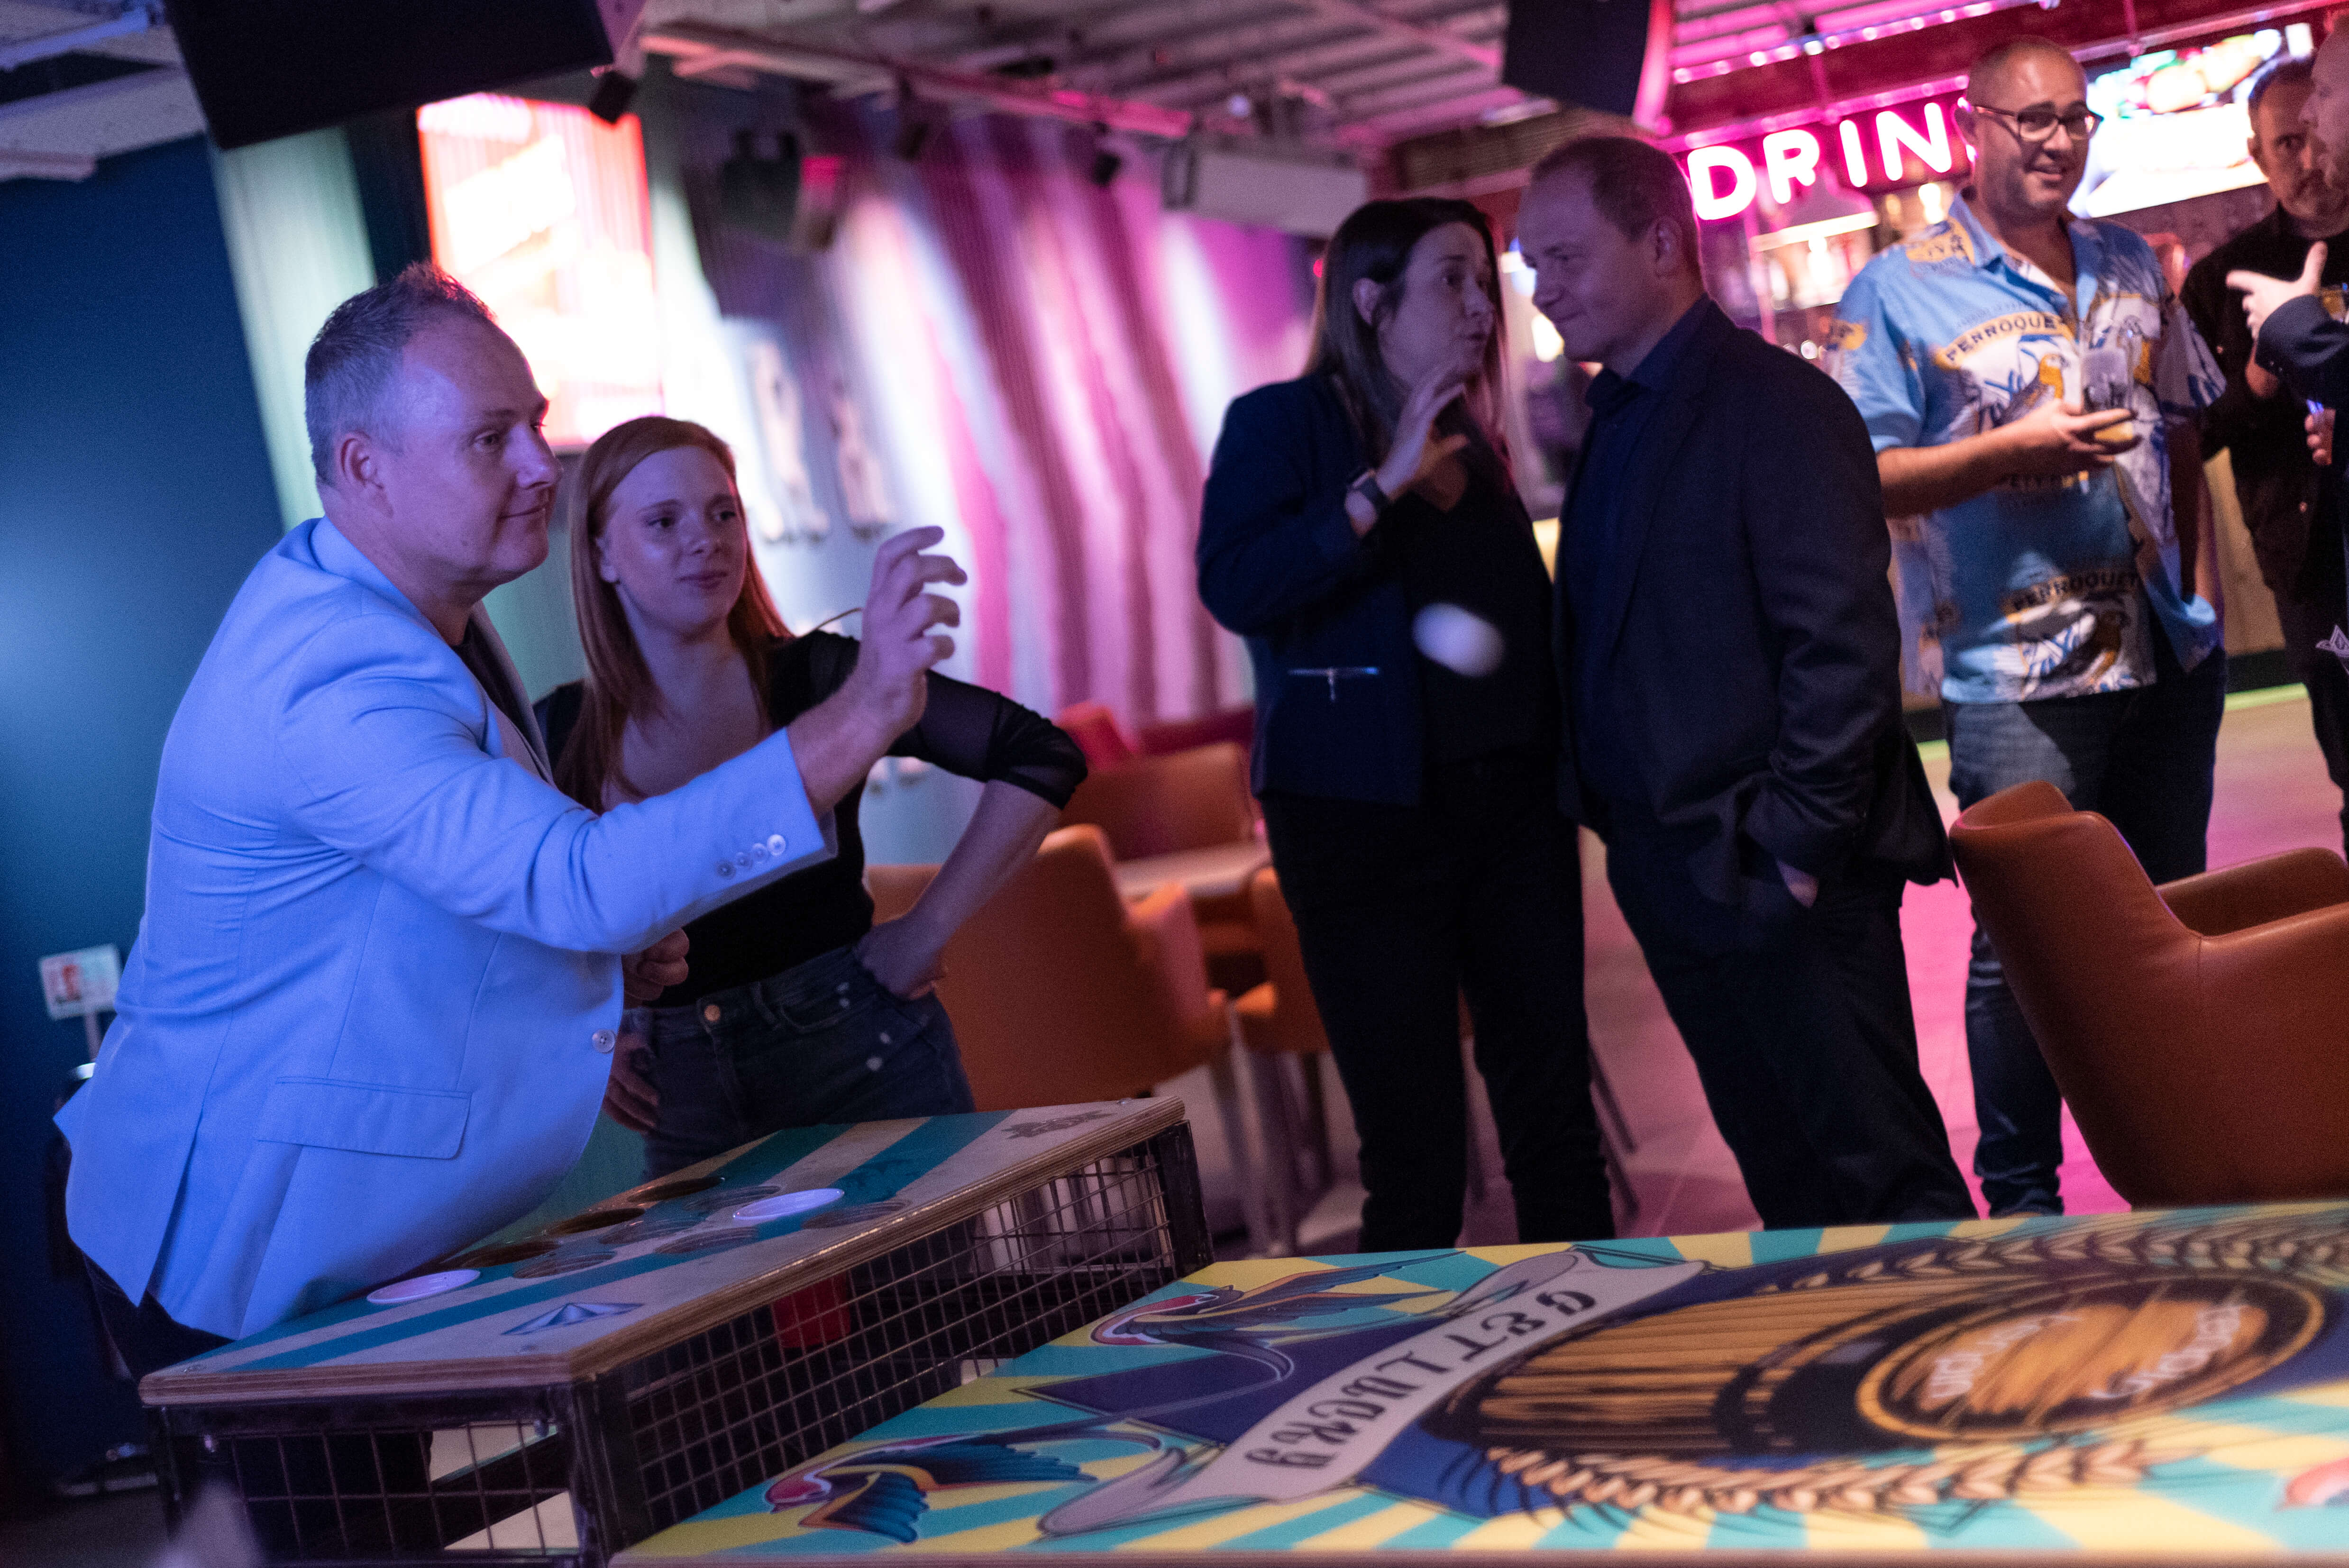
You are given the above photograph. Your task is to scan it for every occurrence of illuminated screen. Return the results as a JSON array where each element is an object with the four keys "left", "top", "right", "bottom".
[
  {"left": 418, "top": 93, "right": 661, "bottom": 447},
  {"left": 2073, "top": 29, "right": 2306, "bottom": 217}
]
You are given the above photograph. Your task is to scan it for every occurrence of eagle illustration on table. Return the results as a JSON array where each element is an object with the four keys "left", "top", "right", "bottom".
[{"left": 619, "top": 1205, "right": 2349, "bottom": 1559}]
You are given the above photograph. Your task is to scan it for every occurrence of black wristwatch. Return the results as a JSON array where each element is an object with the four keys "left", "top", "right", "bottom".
[{"left": 1349, "top": 469, "right": 1391, "bottom": 516}]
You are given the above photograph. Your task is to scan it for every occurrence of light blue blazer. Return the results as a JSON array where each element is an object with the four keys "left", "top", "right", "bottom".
[{"left": 58, "top": 518, "right": 832, "bottom": 1338}]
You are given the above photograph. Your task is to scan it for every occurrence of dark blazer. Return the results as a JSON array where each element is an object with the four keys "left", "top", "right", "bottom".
[
  {"left": 2263, "top": 291, "right": 2349, "bottom": 459},
  {"left": 1196, "top": 374, "right": 1429, "bottom": 804},
  {"left": 1558, "top": 300, "right": 1948, "bottom": 909},
  {"left": 2182, "top": 210, "right": 2349, "bottom": 603}
]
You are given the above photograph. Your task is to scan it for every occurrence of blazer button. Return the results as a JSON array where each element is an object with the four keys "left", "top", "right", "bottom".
[
  {"left": 766, "top": 834, "right": 787, "bottom": 855},
  {"left": 716, "top": 860, "right": 734, "bottom": 878},
  {"left": 735, "top": 850, "right": 753, "bottom": 869},
  {"left": 591, "top": 1030, "right": 615, "bottom": 1053},
  {"left": 750, "top": 842, "right": 768, "bottom": 861}
]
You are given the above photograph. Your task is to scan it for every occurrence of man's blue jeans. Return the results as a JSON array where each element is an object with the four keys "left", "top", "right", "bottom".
[{"left": 1944, "top": 636, "right": 2225, "bottom": 1216}]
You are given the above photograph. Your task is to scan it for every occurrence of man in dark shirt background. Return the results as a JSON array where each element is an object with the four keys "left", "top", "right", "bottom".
[
  {"left": 2185, "top": 54, "right": 2349, "bottom": 853},
  {"left": 1518, "top": 136, "right": 1970, "bottom": 1229}
]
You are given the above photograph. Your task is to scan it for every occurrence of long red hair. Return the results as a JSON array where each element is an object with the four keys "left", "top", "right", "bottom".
[{"left": 556, "top": 416, "right": 788, "bottom": 807}]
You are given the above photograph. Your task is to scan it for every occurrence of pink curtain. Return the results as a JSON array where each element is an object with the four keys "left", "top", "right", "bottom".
[{"left": 685, "top": 103, "right": 1316, "bottom": 726}]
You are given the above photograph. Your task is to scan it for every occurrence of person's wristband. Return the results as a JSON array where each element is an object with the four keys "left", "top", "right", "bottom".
[{"left": 1350, "top": 470, "right": 1391, "bottom": 516}]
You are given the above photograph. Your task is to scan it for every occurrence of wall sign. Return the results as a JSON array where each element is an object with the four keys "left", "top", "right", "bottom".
[
  {"left": 40, "top": 944, "right": 120, "bottom": 1021},
  {"left": 418, "top": 94, "right": 663, "bottom": 448}
]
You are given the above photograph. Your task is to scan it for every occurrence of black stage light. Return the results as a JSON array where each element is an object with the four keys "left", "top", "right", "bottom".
[
  {"left": 1502, "top": 0, "right": 1675, "bottom": 121},
  {"left": 721, "top": 130, "right": 803, "bottom": 244},
  {"left": 893, "top": 86, "right": 948, "bottom": 163},
  {"left": 1089, "top": 146, "right": 1123, "bottom": 187},
  {"left": 587, "top": 69, "right": 640, "bottom": 125},
  {"left": 163, "top": 0, "right": 617, "bottom": 150}
]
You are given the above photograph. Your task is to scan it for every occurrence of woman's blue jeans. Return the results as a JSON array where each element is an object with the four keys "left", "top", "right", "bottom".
[{"left": 626, "top": 943, "right": 978, "bottom": 1180}]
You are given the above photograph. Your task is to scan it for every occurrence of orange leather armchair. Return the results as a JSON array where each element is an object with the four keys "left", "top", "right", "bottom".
[
  {"left": 1948, "top": 779, "right": 2349, "bottom": 1207},
  {"left": 1053, "top": 701, "right": 1139, "bottom": 772},
  {"left": 1060, "top": 740, "right": 1262, "bottom": 989},
  {"left": 1235, "top": 868, "right": 1328, "bottom": 1061},
  {"left": 867, "top": 828, "right": 1270, "bottom": 1238},
  {"left": 1056, "top": 701, "right": 1255, "bottom": 773},
  {"left": 1235, "top": 868, "right": 1334, "bottom": 1253},
  {"left": 1059, "top": 741, "right": 1256, "bottom": 862}
]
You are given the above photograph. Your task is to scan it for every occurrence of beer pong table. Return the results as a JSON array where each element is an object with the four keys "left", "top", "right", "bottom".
[
  {"left": 617, "top": 1203, "right": 2349, "bottom": 1564},
  {"left": 141, "top": 1100, "right": 1210, "bottom": 1565}
]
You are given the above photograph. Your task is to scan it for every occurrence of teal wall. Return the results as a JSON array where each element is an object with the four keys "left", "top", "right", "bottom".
[{"left": 0, "top": 137, "right": 288, "bottom": 1488}]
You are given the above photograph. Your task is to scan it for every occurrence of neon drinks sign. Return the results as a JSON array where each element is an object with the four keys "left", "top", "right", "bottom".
[{"left": 1680, "top": 95, "right": 1971, "bottom": 221}]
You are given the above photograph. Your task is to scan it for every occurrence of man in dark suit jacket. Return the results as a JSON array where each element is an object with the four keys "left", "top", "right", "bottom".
[
  {"left": 2185, "top": 55, "right": 2349, "bottom": 856},
  {"left": 2231, "top": 28, "right": 2349, "bottom": 662},
  {"left": 1518, "top": 137, "right": 1973, "bottom": 1228}
]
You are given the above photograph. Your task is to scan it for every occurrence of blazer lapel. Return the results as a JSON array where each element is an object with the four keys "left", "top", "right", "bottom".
[
  {"left": 468, "top": 609, "right": 553, "bottom": 782},
  {"left": 1585, "top": 308, "right": 1732, "bottom": 666}
]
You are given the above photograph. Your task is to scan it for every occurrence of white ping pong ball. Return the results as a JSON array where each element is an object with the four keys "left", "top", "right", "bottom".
[{"left": 1412, "top": 602, "right": 1504, "bottom": 678}]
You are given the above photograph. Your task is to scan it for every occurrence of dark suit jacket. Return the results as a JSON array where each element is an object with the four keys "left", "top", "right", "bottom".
[
  {"left": 1197, "top": 374, "right": 1456, "bottom": 805},
  {"left": 1558, "top": 300, "right": 1949, "bottom": 910},
  {"left": 2263, "top": 291, "right": 2349, "bottom": 463},
  {"left": 2182, "top": 209, "right": 2349, "bottom": 603}
]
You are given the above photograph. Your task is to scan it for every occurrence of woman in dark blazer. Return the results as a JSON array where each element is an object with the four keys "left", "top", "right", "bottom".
[{"left": 1197, "top": 198, "right": 1614, "bottom": 1250}]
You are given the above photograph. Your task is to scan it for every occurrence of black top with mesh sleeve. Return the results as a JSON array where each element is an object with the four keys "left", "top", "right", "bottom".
[{"left": 536, "top": 632, "right": 1086, "bottom": 1008}]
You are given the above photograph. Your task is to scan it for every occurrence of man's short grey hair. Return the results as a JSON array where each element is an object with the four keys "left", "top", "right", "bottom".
[
  {"left": 303, "top": 263, "right": 497, "bottom": 485},
  {"left": 2248, "top": 54, "right": 2317, "bottom": 129},
  {"left": 1526, "top": 135, "right": 1703, "bottom": 280}
]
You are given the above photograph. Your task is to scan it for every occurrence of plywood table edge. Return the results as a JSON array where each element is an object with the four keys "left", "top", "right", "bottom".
[
  {"left": 615, "top": 1551, "right": 2349, "bottom": 1568},
  {"left": 143, "top": 1096, "right": 1189, "bottom": 1406}
]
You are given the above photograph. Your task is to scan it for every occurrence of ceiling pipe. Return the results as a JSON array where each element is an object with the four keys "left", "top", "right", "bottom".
[
  {"left": 0, "top": 146, "right": 96, "bottom": 178},
  {"left": 1298, "top": 0, "right": 1502, "bottom": 73},
  {"left": 642, "top": 21, "right": 1194, "bottom": 139},
  {"left": 0, "top": 1, "right": 156, "bottom": 73}
]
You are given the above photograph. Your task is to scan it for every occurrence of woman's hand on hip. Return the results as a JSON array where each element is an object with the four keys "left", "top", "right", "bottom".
[
  {"left": 622, "top": 930, "right": 689, "bottom": 1005},
  {"left": 604, "top": 1037, "right": 660, "bottom": 1134},
  {"left": 855, "top": 917, "right": 947, "bottom": 999}
]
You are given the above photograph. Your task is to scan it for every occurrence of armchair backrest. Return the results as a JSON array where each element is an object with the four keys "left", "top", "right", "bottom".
[
  {"left": 1053, "top": 701, "right": 1139, "bottom": 771},
  {"left": 1060, "top": 742, "right": 1256, "bottom": 861},
  {"left": 1948, "top": 782, "right": 2224, "bottom": 1203},
  {"left": 1244, "top": 867, "right": 1328, "bottom": 1057},
  {"left": 914, "top": 826, "right": 1208, "bottom": 1110}
]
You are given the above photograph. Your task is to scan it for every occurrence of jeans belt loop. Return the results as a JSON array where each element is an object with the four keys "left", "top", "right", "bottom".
[{"left": 748, "top": 970, "right": 784, "bottom": 1030}]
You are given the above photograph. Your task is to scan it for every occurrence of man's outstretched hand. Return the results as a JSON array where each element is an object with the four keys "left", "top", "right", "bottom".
[
  {"left": 2228, "top": 241, "right": 2327, "bottom": 346},
  {"left": 840, "top": 526, "right": 966, "bottom": 739},
  {"left": 787, "top": 529, "right": 968, "bottom": 816}
]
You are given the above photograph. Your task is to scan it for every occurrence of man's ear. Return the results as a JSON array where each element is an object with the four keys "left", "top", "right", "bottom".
[
  {"left": 1352, "top": 276, "right": 1383, "bottom": 328},
  {"left": 1652, "top": 218, "right": 1685, "bottom": 280},
  {"left": 331, "top": 430, "right": 385, "bottom": 514},
  {"left": 1953, "top": 102, "right": 1979, "bottom": 155}
]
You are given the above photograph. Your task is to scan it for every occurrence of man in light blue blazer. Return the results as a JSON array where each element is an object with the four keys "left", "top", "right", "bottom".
[{"left": 57, "top": 266, "right": 964, "bottom": 1358}]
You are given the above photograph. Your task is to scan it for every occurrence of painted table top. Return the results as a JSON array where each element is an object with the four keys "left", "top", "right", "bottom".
[
  {"left": 617, "top": 1203, "right": 2349, "bottom": 1563},
  {"left": 141, "top": 1099, "right": 1181, "bottom": 1404}
]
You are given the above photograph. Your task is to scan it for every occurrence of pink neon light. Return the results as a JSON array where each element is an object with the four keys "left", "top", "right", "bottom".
[
  {"left": 1762, "top": 129, "right": 1823, "bottom": 203},
  {"left": 1839, "top": 119, "right": 1870, "bottom": 184},
  {"left": 1876, "top": 102, "right": 1955, "bottom": 181},
  {"left": 1687, "top": 146, "right": 1759, "bottom": 219}
]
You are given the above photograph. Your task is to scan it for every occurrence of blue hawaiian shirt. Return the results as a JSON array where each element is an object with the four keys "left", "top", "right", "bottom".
[{"left": 1826, "top": 195, "right": 2222, "bottom": 704}]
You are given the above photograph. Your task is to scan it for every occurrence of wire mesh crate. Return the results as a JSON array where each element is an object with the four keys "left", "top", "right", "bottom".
[{"left": 143, "top": 1100, "right": 1208, "bottom": 1566}]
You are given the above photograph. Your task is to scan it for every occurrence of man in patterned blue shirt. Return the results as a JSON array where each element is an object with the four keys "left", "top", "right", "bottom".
[{"left": 1827, "top": 36, "right": 2226, "bottom": 1217}]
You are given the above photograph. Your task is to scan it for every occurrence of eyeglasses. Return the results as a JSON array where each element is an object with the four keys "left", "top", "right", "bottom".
[{"left": 1970, "top": 103, "right": 2103, "bottom": 143}]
